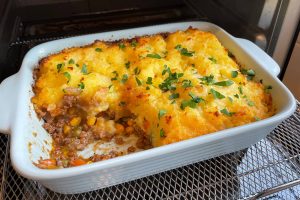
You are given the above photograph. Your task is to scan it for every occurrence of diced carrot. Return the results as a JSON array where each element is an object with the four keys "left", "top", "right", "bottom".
[
  {"left": 36, "top": 159, "right": 57, "bottom": 169},
  {"left": 70, "top": 158, "right": 87, "bottom": 166}
]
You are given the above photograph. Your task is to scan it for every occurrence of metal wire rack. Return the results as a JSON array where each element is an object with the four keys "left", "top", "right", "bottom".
[{"left": 0, "top": 101, "right": 299, "bottom": 200}]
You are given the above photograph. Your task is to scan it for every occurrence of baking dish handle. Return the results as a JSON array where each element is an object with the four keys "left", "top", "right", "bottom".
[
  {"left": 235, "top": 38, "right": 281, "bottom": 77},
  {"left": 0, "top": 74, "right": 18, "bottom": 134}
]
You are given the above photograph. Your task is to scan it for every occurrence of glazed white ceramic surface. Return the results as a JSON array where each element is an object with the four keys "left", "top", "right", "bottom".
[{"left": 0, "top": 22, "right": 296, "bottom": 194}]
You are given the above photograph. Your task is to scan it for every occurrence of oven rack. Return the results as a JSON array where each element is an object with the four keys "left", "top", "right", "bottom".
[{"left": 0, "top": 101, "right": 299, "bottom": 200}]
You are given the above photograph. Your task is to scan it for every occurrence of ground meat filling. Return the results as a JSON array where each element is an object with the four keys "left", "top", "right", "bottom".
[{"left": 36, "top": 94, "right": 151, "bottom": 169}]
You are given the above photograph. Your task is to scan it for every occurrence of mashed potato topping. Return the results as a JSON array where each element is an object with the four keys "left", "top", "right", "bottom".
[{"left": 32, "top": 28, "right": 274, "bottom": 168}]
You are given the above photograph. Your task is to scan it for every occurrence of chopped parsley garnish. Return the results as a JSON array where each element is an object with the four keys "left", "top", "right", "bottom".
[
  {"left": 160, "top": 129, "right": 166, "bottom": 137},
  {"left": 265, "top": 85, "right": 273, "bottom": 93},
  {"left": 78, "top": 82, "right": 85, "bottom": 89},
  {"left": 119, "top": 43, "right": 126, "bottom": 49},
  {"left": 76, "top": 64, "right": 79, "bottom": 67},
  {"left": 81, "top": 64, "right": 88, "bottom": 75},
  {"left": 158, "top": 110, "right": 167, "bottom": 119},
  {"left": 63, "top": 72, "right": 71, "bottom": 83},
  {"left": 241, "top": 68, "right": 255, "bottom": 80},
  {"left": 208, "top": 57, "right": 217, "bottom": 64},
  {"left": 210, "top": 89, "right": 225, "bottom": 99},
  {"left": 159, "top": 68, "right": 184, "bottom": 92},
  {"left": 199, "top": 75, "right": 215, "bottom": 85},
  {"left": 121, "top": 74, "right": 128, "bottom": 83},
  {"left": 95, "top": 48, "right": 102, "bottom": 52},
  {"left": 213, "top": 80, "right": 234, "bottom": 86},
  {"left": 171, "top": 100, "right": 176, "bottom": 104},
  {"left": 119, "top": 101, "right": 126, "bottom": 106},
  {"left": 146, "top": 77, "right": 153, "bottom": 85},
  {"left": 220, "top": 108, "right": 235, "bottom": 116},
  {"left": 175, "top": 44, "right": 195, "bottom": 57},
  {"left": 231, "top": 71, "right": 238, "bottom": 78},
  {"left": 234, "top": 94, "right": 239, "bottom": 98},
  {"left": 238, "top": 86, "right": 243, "bottom": 94},
  {"left": 131, "top": 39, "right": 138, "bottom": 47},
  {"left": 182, "top": 79, "right": 193, "bottom": 88},
  {"left": 162, "top": 65, "right": 171, "bottom": 75},
  {"left": 180, "top": 100, "right": 197, "bottom": 110},
  {"left": 125, "top": 61, "right": 130, "bottom": 69},
  {"left": 134, "top": 67, "right": 141, "bottom": 75},
  {"left": 254, "top": 116, "right": 261, "bottom": 121},
  {"left": 228, "top": 97, "right": 233, "bottom": 103},
  {"left": 146, "top": 53, "right": 161, "bottom": 59},
  {"left": 57, "top": 63, "right": 65, "bottom": 72},
  {"left": 68, "top": 59, "right": 75, "bottom": 64},
  {"left": 111, "top": 71, "right": 119, "bottom": 81},
  {"left": 146, "top": 86, "right": 150, "bottom": 90},
  {"left": 135, "top": 77, "right": 142, "bottom": 86},
  {"left": 247, "top": 100, "right": 255, "bottom": 107},
  {"left": 169, "top": 93, "right": 179, "bottom": 100},
  {"left": 108, "top": 84, "right": 113, "bottom": 89},
  {"left": 189, "top": 92, "right": 204, "bottom": 103}
]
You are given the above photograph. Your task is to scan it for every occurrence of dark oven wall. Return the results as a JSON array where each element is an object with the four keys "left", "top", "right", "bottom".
[{"left": 0, "top": 0, "right": 201, "bottom": 82}]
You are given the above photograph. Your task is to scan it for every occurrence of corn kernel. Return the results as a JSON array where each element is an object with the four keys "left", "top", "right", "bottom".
[
  {"left": 125, "top": 126, "right": 134, "bottom": 133},
  {"left": 115, "top": 123, "right": 125, "bottom": 134},
  {"left": 70, "top": 117, "right": 81, "bottom": 126},
  {"left": 87, "top": 116, "right": 96, "bottom": 126},
  {"left": 63, "top": 125, "right": 71, "bottom": 134}
]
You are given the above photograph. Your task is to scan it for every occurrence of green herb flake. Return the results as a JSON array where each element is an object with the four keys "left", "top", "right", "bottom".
[
  {"left": 247, "top": 69, "right": 255, "bottom": 76},
  {"left": 81, "top": 64, "right": 88, "bottom": 75},
  {"left": 119, "top": 43, "right": 126, "bottom": 49},
  {"left": 125, "top": 61, "right": 130, "bottom": 69},
  {"left": 231, "top": 71, "right": 238, "bottom": 78},
  {"left": 160, "top": 129, "right": 166, "bottom": 137},
  {"left": 247, "top": 100, "right": 255, "bottom": 107},
  {"left": 162, "top": 65, "right": 171, "bottom": 75},
  {"left": 174, "top": 45, "right": 195, "bottom": 57},
  {"left": 146, "top": 86, "right": 150, "bottom": 90},
  {"left": 199, "top": 75, "right": 215, "bottom": 85},
  {"left": 159, "top": 70, "right": 184, "bottom": 92},
  {"left": 254, "top": 116, "right": 261, "bottom": 121},
  {"left": 158, "top": 110, "right": 167, "bottom": 119},
  {"left": 95, "top": 48, "right": 102, "bottom": 52},
  {"left": 146, "top": 53, "right": 161, "bottom": 59},
  {"left": 238, "top": 86, "right": 243, "bottom": 94},
  {"left": 189, "top": 92, "right": 204, "bottom": 103},
  {"left": 78, "top": 82, "right": 85, "bottom": 89},
  {"left": 108, "top": 84, "right": 113, "bottom": 89},
  {"left": 63, "top": 72, "right": 71, "bottom": 83},
  {"left": 68, "top": 59, "right": 75, "bottom": 64},
  {"left": 131, "top": 39, "right": 138, "bottom": 47},
  {"left": 213, "top": 80, "right": 234, "bottom": 86},
  {"left": 182, "top": 79, "right": 193, "bottom": 88},
  {"left": 265, "top": 85, "right": 273, "bottom": 93},
  {"left": 134, "top": 67, "right": 141, "bottom": 75},
  {"left": 234, "top": 94, "right": 239, "bottom": 98},
  {"left": 220, "top": 108, "right": 235, "bottom": 116},
  {"left": 121, "top": 74, "right": 129, "bottom": 83},
  {"left": 210, "top": 89, "right": 225, "bottom": 99},
  {"left": 180, "top": 100, "right": 197, "bottom": 110},
  {"left": 169, "top": 93, "right": 179, "bottom": 100},
  {"left": 146, "top": 77, "right": 153, "bottom": 85},
  {"left": 208, "top": 57, "right": 217, "bottom": 64},
  {"left": 111, "top": 71, "right": 119, "bottom": 81},
  {"left": 135, "top": 77, "right": 142, "bottom": 86},
  {"left": 119, "top": 101, "right": 126, "bottom": 106},
  {"left": 171, "top": 100, "right": 176, "bottom": 104},
  {"left": 57, "top": 63, "right": 65, "bottom": 72}
]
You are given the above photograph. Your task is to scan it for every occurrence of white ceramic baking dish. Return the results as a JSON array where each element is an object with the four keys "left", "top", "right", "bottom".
[{"left": 0, "top": 21, "right": 296, "bottom": 194}]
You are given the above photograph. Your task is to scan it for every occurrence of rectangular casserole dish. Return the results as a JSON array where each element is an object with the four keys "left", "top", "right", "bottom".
[{"left": 0, "top": 21, "right": 296, "bottom": 194}]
